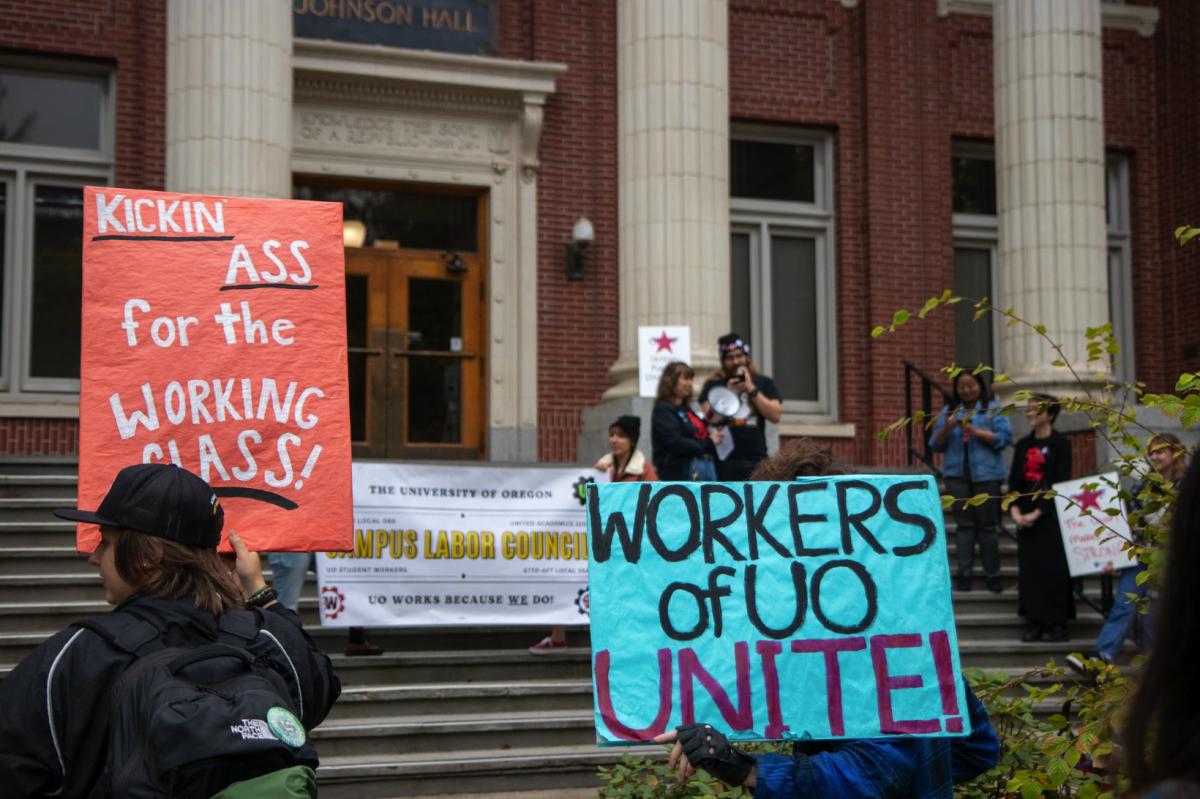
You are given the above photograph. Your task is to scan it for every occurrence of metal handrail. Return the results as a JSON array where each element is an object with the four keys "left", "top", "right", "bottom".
[{"left": 903, "top": 361, "right": 953, "bottom": 476}]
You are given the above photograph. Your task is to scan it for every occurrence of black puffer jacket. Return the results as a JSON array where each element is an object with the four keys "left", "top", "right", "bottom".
[
  {"left": 651, "top": 401, "right": 714, "bottom": 481},
  {"left": 0, "top": 594, "right": 340, "bottom": 799}
]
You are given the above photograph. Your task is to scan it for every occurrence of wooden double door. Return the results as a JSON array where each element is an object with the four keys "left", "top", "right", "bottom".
[{"left": 346, "top": 249, "right": 485, "bottom": 459}]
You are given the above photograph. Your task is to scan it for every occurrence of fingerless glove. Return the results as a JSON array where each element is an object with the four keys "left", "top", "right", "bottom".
[{"left": 676, "top": 723, "right": 755, "bottom": 786}]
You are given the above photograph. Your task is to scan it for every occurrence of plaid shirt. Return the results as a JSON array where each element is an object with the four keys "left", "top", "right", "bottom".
[{"left": 753, "top": 679, "right": 998, "bottom": 799}]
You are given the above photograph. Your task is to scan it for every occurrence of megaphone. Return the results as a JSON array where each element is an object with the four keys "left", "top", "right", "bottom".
[{"left": 707, "top": 387, "right": 752, "bottom": 421}]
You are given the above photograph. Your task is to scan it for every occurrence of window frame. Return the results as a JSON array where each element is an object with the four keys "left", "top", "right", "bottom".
[
  {"left": 0, "top": 57, "right": 114, "bottom": 409},
  {"left": 1106, "top": 153, "right": 1135, "bottom": 386},
  {"left": 730, "top": 124, "right": 837, "bottom": 421},
  {"left": 950, "top": 141, "right": 1001, "bottom": 373}
]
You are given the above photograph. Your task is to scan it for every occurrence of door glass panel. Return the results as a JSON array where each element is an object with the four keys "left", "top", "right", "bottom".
[
  {"left": 953, "top": 247, "right": 994, "bottom": 370},
  {"left": 346, "top": 274, "right": 368, "bottom": 442},
  {"left": 408, "top": 279, "right": 461, "bottom": 351},
  {"left": 408, "top": 357, "right": 462, "bottom": 444},
  {"left": 407, "top": 278, "right": 463, "bottom": 444},
  {"left": 30, "top": 185, "right": 83, "bottom": 379},
  {"left": 293, "top": 182, "right": 478, "bottom": 252},
  {"left": 730, "top": 232, "right": 753, "bottom": 354},
  {"left": 0, "top": 71, "right": 102, "bottom": 150},
  {"left": 770, "top": 236, "right": 818, "bottom": 402}
]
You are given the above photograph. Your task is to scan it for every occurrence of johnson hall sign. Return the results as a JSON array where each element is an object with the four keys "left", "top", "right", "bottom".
[{"left": 293, "top": 0, "right": 496, "bottom": 55}]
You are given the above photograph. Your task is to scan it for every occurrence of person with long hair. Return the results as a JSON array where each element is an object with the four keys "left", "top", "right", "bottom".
[
  {"left": 1121, "top": 450, "right": 1200, "bottom": 797},
  {"left": 529, "top": 416, "right": 657, "bottom": 655},
  {"left": 698, "top": 333, "right": 782, "bottom": 481},
  {"left": 929, "top": 371, "right": 1013, "bottom": 592},
  {"left": 652, "top": 361, "right": 723, "bottom": 481},
  {"left": 1009, "top": 395, "right": 1074, "bottom": 642},
  {"left": 653, "top": 439, "right": 999, "bottom": 798},
  {"left": 0, "top": 463, "right": 340, "bottom": 798},
  {"left": 1070, "top": 433, "right": 1188, "bottom": 671}
]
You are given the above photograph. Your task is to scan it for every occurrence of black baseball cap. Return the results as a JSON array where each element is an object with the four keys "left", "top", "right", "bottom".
[{"left": 55, "top": 463, "right": 224, "bottom": 547}]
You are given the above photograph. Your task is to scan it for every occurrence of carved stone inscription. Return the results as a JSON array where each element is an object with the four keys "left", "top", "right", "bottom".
[{"left": 295, "top": 109, "right": 497, "bottom": 159}]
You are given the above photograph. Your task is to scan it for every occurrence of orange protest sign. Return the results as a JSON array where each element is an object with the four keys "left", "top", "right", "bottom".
[{"left": 77, "top": 187, "right": 352, "bottom": 553}]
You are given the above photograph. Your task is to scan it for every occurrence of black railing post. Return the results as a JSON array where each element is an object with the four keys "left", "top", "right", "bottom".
[{"left": 904, "top": 363, "right": 914, "bottom": 469}]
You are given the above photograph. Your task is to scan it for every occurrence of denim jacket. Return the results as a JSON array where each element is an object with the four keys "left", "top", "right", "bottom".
[{"left": 928, "top": 399, "right": 1012, "bottom": 482}]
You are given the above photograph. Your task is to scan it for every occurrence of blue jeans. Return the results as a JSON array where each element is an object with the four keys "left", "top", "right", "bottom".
[
  {"left": 267, "top": 552, "right": 314, "bottom": 613},
  {"left": 691, "top": 457, "right": 717, "bottom": 481},
  {"left": 1094, "top": 562, "right": 1153, "bottom": 662}
]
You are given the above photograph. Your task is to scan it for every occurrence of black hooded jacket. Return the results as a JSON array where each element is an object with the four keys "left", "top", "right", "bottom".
[{"left": 0, "top": 594, "right": 340, "bottom": 799}]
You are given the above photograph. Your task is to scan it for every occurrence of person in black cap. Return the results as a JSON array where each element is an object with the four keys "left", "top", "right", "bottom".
[
  {"left": 529, "top": 415, "right": 659, "bottom": 656},
  {"left": 699, "top": 333, "right": 782, "bottom": 481},
  {"left": 0, "top": 463, "right": 340, "bottom": 799}
]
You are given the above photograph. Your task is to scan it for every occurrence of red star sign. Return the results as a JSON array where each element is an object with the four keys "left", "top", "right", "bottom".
[
  {"left": 1072, "top": 487, "right": 1105, "bottom": 512},
  {"left": 651, "top": 330, "right": 677, "bottom": 353}
]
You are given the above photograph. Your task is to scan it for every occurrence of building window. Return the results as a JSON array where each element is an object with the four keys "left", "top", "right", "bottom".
[
  {"left": 730, "top": 125, "right": 836, "bottom": 419},
  {"left": 0, "top": 60, "right": 113, "bottom": 404},
  {"left": 1106, "top": 154, "right": 1135, "bottom": 386},
  {"left": 951, "top": 142, "right": 999, "bottom": 373}
]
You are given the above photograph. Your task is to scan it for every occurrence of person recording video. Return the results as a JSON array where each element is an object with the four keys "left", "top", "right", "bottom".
[{"left": 699, "top": 332, "right": 782, "bottom": 481}]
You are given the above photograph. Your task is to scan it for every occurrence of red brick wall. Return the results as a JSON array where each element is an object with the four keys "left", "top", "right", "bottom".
[
  {"left": 0, "top": 419, "right": 78, "bottom": 457},
  {"left": 0, "top": 0, "right": 166, "bottom": 457},
  {"left": 498, "top": 0, "right": 619, "bottom": 462},
  {"left": 1153, "top": 0, "right": 1200, "bottom": 393}
]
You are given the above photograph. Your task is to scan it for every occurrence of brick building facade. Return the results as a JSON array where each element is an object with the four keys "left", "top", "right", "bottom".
[{"left": 0, "top": 0, "right": 1192, "bottom": 473}]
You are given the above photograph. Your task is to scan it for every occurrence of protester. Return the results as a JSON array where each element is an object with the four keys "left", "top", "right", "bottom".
[
  {"left": 653, "top": 439, "right": 1000, "bottom": 798},
  {"left": 0, "top": 463, "right": 340, "bottom": 798},
  {"left": 699, "top": 333, "right": 782, "bottom": 481},
  {"left": 529, "top": 415, "right": 657, "bottom": 655},
  {"left": 929, "top": 371, "right": 1013, "bottom": 593},
  {"left": 1068, "top": 434, "right": 1188, "bottom": 672},
  {"left": 268, "top": 551, "right": 382, "bottom": 656},
  {"left": 652, "top": 361, "right": 723, "bottom": 481},
  {"left": 1121, "top": 450, "right": 1200, "bottom": 797},
  {"left": 1009, "top": 395, "right": 1074, "bottom": 642}
]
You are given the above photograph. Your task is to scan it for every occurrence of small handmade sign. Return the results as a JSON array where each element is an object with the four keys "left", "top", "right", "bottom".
[
  {"left": 1052, "top": 473, "right": 1137, "bottom": 577},
  {"left": 587, "top": 475, "right": 969, "bottom": 743}
]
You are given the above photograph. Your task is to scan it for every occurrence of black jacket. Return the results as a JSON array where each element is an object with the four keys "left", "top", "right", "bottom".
[
  {"left": 651, "top": 401, "right": 714, "bottom": 481},
  {"left": 0, "top": 594, "right": 340, "bottom": 799}
]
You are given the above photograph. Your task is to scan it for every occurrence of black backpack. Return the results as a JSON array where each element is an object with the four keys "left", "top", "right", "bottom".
[{"left": 72, "top": 608, "right": 319, "bottom": 799}]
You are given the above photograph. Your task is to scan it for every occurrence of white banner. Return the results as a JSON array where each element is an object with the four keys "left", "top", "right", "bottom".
[
  {"left": 316, "top": 462, "right": 607, "bottom": 626},
  {"left": 638, "top": 325, "right": 691, "bottom": 398},
  {"left": 1052, "top": 473, "right": 1138, "bottom": 577}
]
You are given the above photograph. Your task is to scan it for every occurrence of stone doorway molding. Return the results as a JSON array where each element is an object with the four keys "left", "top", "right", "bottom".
[{"left": 291, "top": 40, "right": 565, "bottom": 462}]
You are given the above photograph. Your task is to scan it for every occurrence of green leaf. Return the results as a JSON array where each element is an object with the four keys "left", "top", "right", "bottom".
[
  {"left": 893, "top": 309, "right": 909, "bottom": 327},
  {"left": 1047, "top": 714, "right": 1068, "bottom": 729},
  {"left": 1014, "top": 390, "right": 1032, "bottom": 401},
  {"left": 1078, "top": 783, "right": 1099, "bottom": 799},
  {"left": 871, "top": 326, "right": 885, "bottom": 338},
  {"left": 1035, "top": 324, "right": 1047, "bottom": 335},
  {"left": 919, "top": 297, "right": 939, "bottom": 319},
  {"left": 973, "top": 308, "right": 987, "bottom": 321},
  {"left": 1183, "top": 404, "right": 1200, "bottom": 430},
  {"left": 1020, "top": 780, "right": 1043, "bottom": 799},
  {"left": 967, "top": 493, "right": 989, "bottom": 507},
  {"left": 1044, "top": 757, "right": 1070, "bottom": 786},
  {"left": 941, "top": 494, "right": 955, "bottom": 509},
  {"left": 1051, "top": 360, "right": 1066, "bottom": 367}
]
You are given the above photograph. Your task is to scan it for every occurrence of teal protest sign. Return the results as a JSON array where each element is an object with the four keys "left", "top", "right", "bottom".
[{"left": 586, "top": 475, "right": 968, "bottom": 744}]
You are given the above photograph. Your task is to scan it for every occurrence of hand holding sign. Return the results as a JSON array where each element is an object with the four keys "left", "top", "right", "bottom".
[{"left": 78, "top": 188, "right": 352, "bottom": 553}]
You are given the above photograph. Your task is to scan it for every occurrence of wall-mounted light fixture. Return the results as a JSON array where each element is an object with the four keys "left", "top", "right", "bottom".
[
  {"left": 443, "top": 251, "right": 468, "bottom": 275},
  {"left": 565, "top": 217, "right": 594, "bottom": 281},
  {"left": 343, "top": 219, "right": 367, "bottom": 248}
]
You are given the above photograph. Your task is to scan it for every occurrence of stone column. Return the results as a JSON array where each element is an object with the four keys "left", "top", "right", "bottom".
[
  {"left": 166, "top": 0, "right": 293, "bottom": 198},
  {"left": 604, "top": 0, "right": 730, "bottom": 399},
  {"left": 993, "top": 0, "right": 1108, "bottom": 397}
]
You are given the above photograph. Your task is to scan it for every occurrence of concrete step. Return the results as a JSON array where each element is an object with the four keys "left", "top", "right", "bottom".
[
  {"left": 0, "top": 574, "right": 103, "bottom": 602},
  {"left": 0, "top": 474, "right": 78, "bottom": 500},
  {"left": 0, "top": 520, "right": 79, "bottom": 548},
  {"left": 329, "top": 649, "right": 593, "bottom": 689},
  {"left": 315, "top": 744, "right": 660, "bottom": 799},
  {"left": 313, "top": 709, "right": 596, "bottom": 758},
  {"left": 328, "top": 681, "right": 593, "bottom": 721},
  {"left": 0, "top": 547, "right": 93, "bottom": 575},
  {"left": 954, "top": 612, "right": 1104, "bottom": 642}
]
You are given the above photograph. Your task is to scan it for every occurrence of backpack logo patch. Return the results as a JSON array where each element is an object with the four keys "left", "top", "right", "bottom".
[
  {"left": 230, "top": 718, "right": 278, "bottom": 741},
  {"left": 267, "top": 706, "right": 306, "bottom": 748}
]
